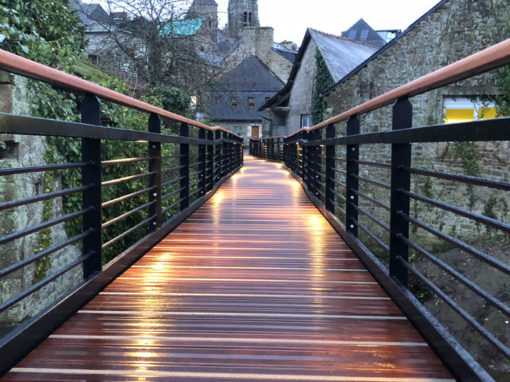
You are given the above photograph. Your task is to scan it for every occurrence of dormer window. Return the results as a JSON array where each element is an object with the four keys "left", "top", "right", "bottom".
[
  {"left": 231, "top": 97, "right": 238, "bottom": 108},
  {"left": 248, "top": 97, "right": 255, "bottom": 109},
  {"left": 360, "top": 29, "right": 369, "bottom": 40}
]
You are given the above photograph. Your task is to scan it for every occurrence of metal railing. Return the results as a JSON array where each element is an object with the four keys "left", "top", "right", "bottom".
[
  {"left": 0, "top": 49, "right": 243, "bottom": 374},
  {"left": 250, "top": 39, "right": 510, "bottom": 381}
]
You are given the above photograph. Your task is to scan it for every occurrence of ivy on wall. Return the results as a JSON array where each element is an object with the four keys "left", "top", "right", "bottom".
[
  {"left": 0, "top": 0, "right": 191, "bottom": 266},
  {"left": 311, "top": 49, "right": 334, "bottom": 126}
]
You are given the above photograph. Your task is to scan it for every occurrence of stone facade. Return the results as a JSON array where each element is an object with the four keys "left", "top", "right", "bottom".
[
  {"left": 228, "top": 0, "right": 260, "bottom": 38},
  {"left": 323, "top": 0, "right": 510, "bottom": 247},
  {"left": 0, "top": 75, "right": 82, "bottom": 328}
]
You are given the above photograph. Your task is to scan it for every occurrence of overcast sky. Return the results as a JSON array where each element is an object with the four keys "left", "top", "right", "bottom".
[
  {"left": 217, "top": 0, "right": 442, "bottom": 44},
  {"left": 84, "top": 0, "right": 442, "bottom": 46}
]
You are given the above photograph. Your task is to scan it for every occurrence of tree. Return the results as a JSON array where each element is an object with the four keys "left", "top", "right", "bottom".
[{"left": 76, "top": 0, "right": 222, "bottom": 112}]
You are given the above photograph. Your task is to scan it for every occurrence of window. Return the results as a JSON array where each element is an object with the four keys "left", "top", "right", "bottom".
[
  {"left": 360, "top": 29, "right": 369, "bottom": 40},
  {"left": 248, "top": 97, "right": 255, "bottom": 108},
  {"left": 249, "top": 12, "right": 252, "bottom": 26},
  {"left": 265, "top": 97, "right": 271, "bottom": 104},
  {"left": 231, "top": 97, "right": 238, "bottom": 108},
  {"left": 443, "top": 97, "right": 498, "bottom": 124},
  {"left": 301, "top": 114, "right": 312, "bottom": 128},
  {"left": 89, "top": 54, "right": 99, "bottom": 65},
  {"left": 348, "top": 30, "right": 356, "bottom": 40},
  {"left": 243, "top": 12, "right": 248, "bottom": 25}
]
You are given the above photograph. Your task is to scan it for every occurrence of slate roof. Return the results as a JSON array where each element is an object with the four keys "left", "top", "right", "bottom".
[
  {"left": 210, "top": 56, "right": 284, "bottom": 121},
  {"left": 260, "top": 28, "right": 377, "bottom": 110},
  {"left": 341, "top": 19, "right": 386, "bottom": 48},
  {"left": 69, "top": 0, "right": 110, "bottom": 27},
  {"left": 214, "top": 55, "right": 284, "bottom": 92},
  {"left": 272, "top": 44, "right": 298, "bottom": 63},
  {"left": 309, "top": 29, "right": 378, "bottom": 83},
  {"left": 324, "top": 0, "right": 449, "bottom": 97}
]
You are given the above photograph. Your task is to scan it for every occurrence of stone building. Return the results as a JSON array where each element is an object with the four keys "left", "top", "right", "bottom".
[
  {"left": 322, "top": 0, "right": 509, "bottom": 246},
  {"left": 228, "top": 0, "right": 260, "bottom": 38},
  {"left": 209, "top": 55, "right": 284, "bottom": 139},
  {"left": 71, "top": 0, "right": 296, "bottom": 138},
  {"left": 259, "top": 28, "right": 378, "bottom": 137}
]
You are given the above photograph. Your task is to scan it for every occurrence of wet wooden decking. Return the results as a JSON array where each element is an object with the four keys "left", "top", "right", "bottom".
[{"left": 2, "top": 156, "right": 453, "bottom": 381}]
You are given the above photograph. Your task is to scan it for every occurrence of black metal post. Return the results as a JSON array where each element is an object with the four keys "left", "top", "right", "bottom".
[
  {"left": 215, "top": 130, "right": 221, "bottom": 183},
  {"left": 390, "top": 97, "right": 413, "bottom": 286},
  {"left": 313, "top": 129, "right": 322, "bottom": 200},
  {"left": 81, "top": 94, "right": 102, "bottom": 279},
  {"left": 180, "top": 123, "right": 190, "bottom": 211},
  {"left": 346, "top": 115, "right": 360, "bottom": 236},
  {"left": 148, "top": 114, "right": 162, "bottom": 230},
  {"left": 199, "top": 128, "right": 206, "bottom": 197},
  {"left": 207, "top": 130, "right": 214, "bottom": 192},
  {"left": 325, "top": 124, "right": 336, "bottom": 213}
]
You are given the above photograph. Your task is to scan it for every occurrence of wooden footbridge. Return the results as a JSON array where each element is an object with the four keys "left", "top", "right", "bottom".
[{"left": 0, "top": 40, "right": 509, "bottom": 381}]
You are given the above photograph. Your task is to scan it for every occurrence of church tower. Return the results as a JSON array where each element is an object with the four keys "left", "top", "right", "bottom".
[
  {"left": 188, "top": 0, "right": 218, "bottom": 42},
  {"left": 228, "top": 0, "right": 260, "bottom": 37}
]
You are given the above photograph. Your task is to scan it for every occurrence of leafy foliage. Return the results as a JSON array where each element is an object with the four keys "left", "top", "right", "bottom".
[
  {"left": 312, "top": 49, "right": 334, "bottom": 125},
  {"left": 0, "top": 0, "right": 189, "bottom": 264}
]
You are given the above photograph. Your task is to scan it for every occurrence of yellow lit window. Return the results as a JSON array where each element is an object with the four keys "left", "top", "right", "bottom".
[
  {"left": 445, "top": 109, "right": 474, "bottom": 124},
  {"left": 478, "top": 107, "right": 497, "bottom": 120}
]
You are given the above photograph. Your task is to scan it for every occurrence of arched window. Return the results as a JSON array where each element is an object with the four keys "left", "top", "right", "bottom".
[
  {"left": 248, "top": 12, "right": 252, "bottom": 25},
  {"left": 243, "top": 12, "right": 248, "bottom": 25}
]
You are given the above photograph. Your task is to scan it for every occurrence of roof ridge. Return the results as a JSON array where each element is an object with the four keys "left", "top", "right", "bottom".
[{"left": 308, "top": 28, "right": 378, "bottom": 49}]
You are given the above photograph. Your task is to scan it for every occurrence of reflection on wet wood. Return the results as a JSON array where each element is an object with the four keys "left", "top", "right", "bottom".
[{"left": 2, "top": 156, "right": 453, "bottom": 381}]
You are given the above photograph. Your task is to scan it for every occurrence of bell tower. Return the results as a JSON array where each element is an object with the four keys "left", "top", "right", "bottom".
[{"left": 228, "top": 0, "right": 260, "bottom": 37}]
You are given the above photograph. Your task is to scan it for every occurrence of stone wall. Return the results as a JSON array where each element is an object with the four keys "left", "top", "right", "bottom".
[
  {"left": 0, "top": 74, "right": 82, "bottom": 329},
  {"left": 324, "top": 0, "right": 510, "bottom": 247}
]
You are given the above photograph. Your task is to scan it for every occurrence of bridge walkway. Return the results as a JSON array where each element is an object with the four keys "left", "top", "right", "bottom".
[{"left": 2, "top": 156, "right": 453, "bottom": 381}]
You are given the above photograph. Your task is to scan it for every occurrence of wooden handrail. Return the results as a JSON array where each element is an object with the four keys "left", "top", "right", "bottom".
[
  {"left": 286, "top": 38, "right": 510, "bottom": 139},
  {"left": 0, "top": 49, "right": 242, "bottom": 138}
]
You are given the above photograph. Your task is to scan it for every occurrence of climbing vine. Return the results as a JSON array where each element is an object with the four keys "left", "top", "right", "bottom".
[
  {"left": 312, "top": 49, "right": 334, "bottom": 125},
  {"left": 0, "top": 1, "right": 191, "bottom": 265}
]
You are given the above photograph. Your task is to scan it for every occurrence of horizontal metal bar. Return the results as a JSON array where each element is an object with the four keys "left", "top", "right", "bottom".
[
  {"left": 0, "top": 184, "right": 92, "bottom": 211},
  {"left": 330, "top": 188, "right": 346, "bottom": 201},
  {"left": 188, "top": 161, "right": 202, "bottom": 168},
  {"left": 401, "top": 213, "right": 510, "bottom": 275},
  {"left": 101, "top": 186, "right": 156, "bottom": 209},
  {"left": 332, "top": 168, "right": 347, "bottom": 175},
  {"left": 404, "top": 166, "right": 510, "bottom": 191},
  {"left": 335, "top": 179, "right": 347, "bottom": 188},
  {"left": 0, "top": 207, "right": 93, "bottom": 246},
  {"left": 0, "top": 50, "right": 242, "bottom": 138},
  {"left": 162, "top": 165, "right": 185, "bottom": 174},
  {"left": 399, "top": 235, "right": 510, "bottom": 317},
  {"left": 161, "top": 187, "right": 186, "bottom": 201},
  {"left": 0, "top": 230, "right": 93, "bottom": 279},
  {"left": 333, "top": 202, "right": 346, "bottom": 217},
  {"left": 0, "top": 251, "right": 92, "bottom": 314},
  {"left": 352, "top": 189, "right": 390, "bottom": 210},
  {"left": 402, "top": 189, "right": 510, "bottom": 234},
  {"left": 0, "top": 162, "right": 89, "bottom": 176},
  {"left": 322, "top": 118, "right": 510, "bottom": 146},
  {"left": 101, "top": 172, "right": 156, "bottom": 187},
  {"left": 353, "top": 174, "right": 391, "bottom": 190},
  {"left": 0, "top": 113, "right": 212, "bottom": 145},
  {"left": 350, "top": 203, "right": 390, "bottom": 231},
  {"left": 189, "top": 188, "right": 202, "bottom": 199},
  {"left": 102, "top": 216, "right": 155, "bottom": 250},
  {"left": 398, "top": 257, "right": 510, "bottom": 360},
  {"left": 102, "top": 200, "right": 156, "bottom": 229},
  {"left": 356, "top": 160, "right": 391, "bottom": 169},
  {"left": 350, "top": 217, "right": 390, "bottom": 252},
  {"left": 162, "top": 176, "right": 185, "bottom": 188},
  {"left": 162, "top": 198, "right": 185, "bottom": 215},
  {"left": 101, "top": 157, "right": 152, "bottom": 166}
]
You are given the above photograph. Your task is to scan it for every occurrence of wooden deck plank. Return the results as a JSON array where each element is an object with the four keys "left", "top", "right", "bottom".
[{"left": 1, "top": 156, "right": 453, "bottom": 381}]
